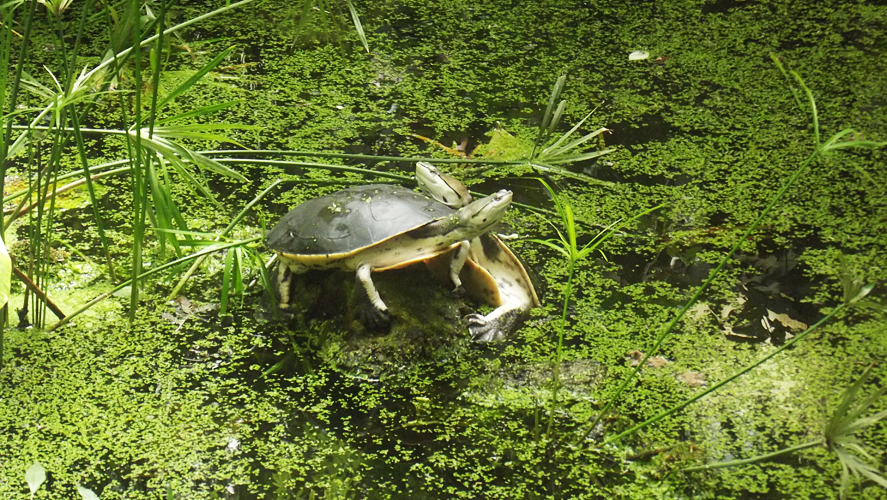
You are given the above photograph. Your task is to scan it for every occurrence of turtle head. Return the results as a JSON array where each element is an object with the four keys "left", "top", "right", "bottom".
[
  {"left": 456, "top": 189, "right": 512, "bottom": 235},
  {"left": 416, "top": 162, "right": 472, "bottom": 208}
]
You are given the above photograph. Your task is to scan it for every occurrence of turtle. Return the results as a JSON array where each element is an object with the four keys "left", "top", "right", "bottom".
[
  {"left": 416, "top": 162, "right": 541, "bottom": 342},
  {"left": 267, "top": 183, "right": 513, "bottom": 330}
]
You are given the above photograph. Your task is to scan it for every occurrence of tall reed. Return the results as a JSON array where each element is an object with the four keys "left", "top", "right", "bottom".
[{"left": 1, "top": 1, "right": 257, "bottom": 336}]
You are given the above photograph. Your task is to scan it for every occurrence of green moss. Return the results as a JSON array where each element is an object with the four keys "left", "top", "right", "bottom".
[{"left": 2, "top": 0, "right": 887, "bottom": 497}]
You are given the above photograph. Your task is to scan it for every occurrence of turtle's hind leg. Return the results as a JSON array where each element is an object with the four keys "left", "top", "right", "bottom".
[
  {"left": 355, "top": 264, "right": 391, "bottom": 330},
  {"left": 467, "top": 308, "right": 519, "bottom": 343},
  {"left": 267, "top": 262, "right": 296, "bottom": 322},
  {"left": 274, "top": 263, "right": 294, "bottom": 309}
]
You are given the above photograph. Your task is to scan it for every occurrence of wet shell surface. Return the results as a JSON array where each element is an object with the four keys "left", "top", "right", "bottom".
[{"left": 266, "top": 184, "right": 453, "bottom": 257}]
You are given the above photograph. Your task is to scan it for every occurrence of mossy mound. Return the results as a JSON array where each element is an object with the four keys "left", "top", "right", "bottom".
[{"left": 276, "top": 265, "right": 477, "bottom": 379}]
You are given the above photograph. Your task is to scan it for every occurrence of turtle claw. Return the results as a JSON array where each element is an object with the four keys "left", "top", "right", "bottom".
[
  {"left": 467, "top": 313, "right": 505, "bottom": 343},
  {"left": 358, "top": 305, "right": 390, "bottom": 331}
]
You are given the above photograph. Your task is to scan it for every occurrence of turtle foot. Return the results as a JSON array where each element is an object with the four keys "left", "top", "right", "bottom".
[
  {"left": 358, "top": 305, "right": 391, "bottom": 331},
  {"left": 467, "top": 314, "right": 506, "bottom": 343}
]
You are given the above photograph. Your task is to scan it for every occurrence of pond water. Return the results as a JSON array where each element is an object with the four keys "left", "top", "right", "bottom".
[{"left": 1, "top": 0, "right": 886, "bottom": 498}]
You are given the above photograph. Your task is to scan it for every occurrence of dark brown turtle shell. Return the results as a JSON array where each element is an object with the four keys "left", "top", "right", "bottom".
[{"left": 266, "top": 184, "right": 454, "bottom": 257}]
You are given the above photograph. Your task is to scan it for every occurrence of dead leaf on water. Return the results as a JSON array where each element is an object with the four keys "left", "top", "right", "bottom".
[
  {"left": 680, "top": 371, "right": 706, "bottom": 387},
  {"left": 687, "top": 302, "right": 711, "bottom": 321},
  {"left": 767, "top": 309, "right": 807, "bottom": 331},
  {"left": 627, "top": 350, "right": 669, "bottom": 368}
]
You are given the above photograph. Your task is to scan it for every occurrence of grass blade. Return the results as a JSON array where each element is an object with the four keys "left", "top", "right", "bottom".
[
  {"left": 153, "top": 100, "right": 242, "bottom": 125},
  {"left": 134, "top": 133, "right": 247, "bottom": 182},
  {"left": 543, "top": 148, "right": 615, "bottom": 165},
  {"left": 543, "top": 127, "right": 610, "bottom": 160},
  {"left": 153, "top": 46, "right": 236, "bottom": 113},
  {"left": 162, "top": 150, "right": 220, "bottom": 204},
  {"left": 0, "top": 232, "right": 10, "bottom": 308},
  {"left": 540, "top": 75, "right": 566, "bottom": 135},
  {"left": 540, "top": 111, "right": 593, "bottom": 157},
  {"left": 345, "top": 0, "right": 369, "bottom": 52},
  {"left": 220, "top": 247, "right": 234, "bottom": 315},
  {"left": 534, "top": 74, "right": 566, "bottom": 153},
  {"left": 548, "top": 99, "right": 566, "bottom": 134},
  {"left": 527, "top": 238, "right": 571, "bottom": 259}
]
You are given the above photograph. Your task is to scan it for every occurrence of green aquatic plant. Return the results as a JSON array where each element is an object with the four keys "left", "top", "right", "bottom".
[
  {"left": 288, "top": 0, "right": 369, "bottom": 53},
  {"left": 25, "top": 461, "right": 45, "bottom": 500},
  {"left": 681, "top": 362, "right": 887, "bottom": 498},
  {"left": 120, "top": 43, "right": 253, "bottom": 312},
  {"left": 0, "top": 0, "right": 257, "bottom": 331},
  {"left": 579, "top": 58, "right": 887, "bottom": 446},
  {"left": 162, "top": 179, "right": 280, "bottom": 315},
  {"left": 0, "top": 233, "right": 9, "bottom": 310},
  {"left": 167, "top": 178, "right": 282, "bottom": 301},
  {"left": 529, "top": 179, "right": 662, "bottom": 439},
  {"left": 529, "top": 75, "right": 613, "bottom": 169},
  {"left": 25, "top": 461, "right": 99, "bottom": 499},
  {"left": 0, "top": 0, "right": 270, "bottom": 336},
  {"left": 825, "top": 365, "right": 887, "bottom": 498},
  {"left": 151, "top": 226, "right": 271, "bottom": 316},
  {"left": 36, "top": 0, "right": 75, "bottom": 18}
]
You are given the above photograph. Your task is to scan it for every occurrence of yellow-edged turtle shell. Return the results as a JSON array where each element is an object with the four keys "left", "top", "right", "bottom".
[{"left": 266, "top": 184, "right": 458, "bottom": 268}]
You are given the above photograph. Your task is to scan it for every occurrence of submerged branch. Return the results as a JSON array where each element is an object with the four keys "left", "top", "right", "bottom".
[{"left": 11, "top": 264, "right": 66, "bottom": 320}]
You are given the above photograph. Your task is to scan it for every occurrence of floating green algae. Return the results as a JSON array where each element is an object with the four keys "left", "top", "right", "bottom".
[{"left": 1, "top": 0, "right": 885, "bottom": 498}]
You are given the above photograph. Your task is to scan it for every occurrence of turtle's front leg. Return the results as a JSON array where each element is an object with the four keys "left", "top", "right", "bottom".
[
  {"left": 355, "top": 263, "right": 390, "bottom": 329},
  {"left": 449, "top": 240, "right": 470, "bottom": 293}
]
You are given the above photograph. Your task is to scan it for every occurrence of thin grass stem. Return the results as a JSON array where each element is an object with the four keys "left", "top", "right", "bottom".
[
  {"left": 202, "top": 149, "right": 533, "bottom": 165},
  {"left": 70, "top": 108, "right": 116, "bottom": 279},
  {"left": 579, "top": 150, "right": 820, "bottom": 443},
  {"left": 1, "top": 0, "right": 38, "bottom": 235},
  {"left": 546, "top": 260, "right": 575, "bottom": 440},
  {"left": 129, "top": 0, "right": 147, "bottom": 323},
  {"left": 682, "top": 439, "right": 824, "bottom": 472},
  {"left": 167, "top": 179, "right": 282, "bottom": 299},
  {"left": 50, "top": 236, "right": 262, "bottom": 331},
  {"left": 600, "top": 302, "right": 846, "bottom": 446}
]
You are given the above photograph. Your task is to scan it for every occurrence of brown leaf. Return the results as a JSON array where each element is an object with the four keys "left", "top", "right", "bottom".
[
  {"left": 767, "top": 309, "right": 808, "bottom": 332},
  {"left": 680, "top": 371, "right": 706, "bottom": 387},
  {"left": 627, "top": 350, "right": 669, "bottom": 368}
]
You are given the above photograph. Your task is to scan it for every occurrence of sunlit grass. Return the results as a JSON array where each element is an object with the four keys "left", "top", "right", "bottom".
[
  {"left": 0, "top": 0, "right": 257, "bottom": 329},
  {"left": 529, "top": 179, "right": 662, "bottom": 440}
]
